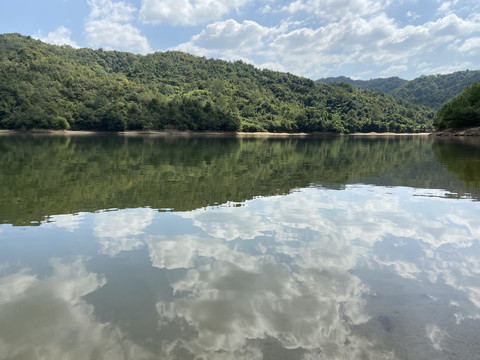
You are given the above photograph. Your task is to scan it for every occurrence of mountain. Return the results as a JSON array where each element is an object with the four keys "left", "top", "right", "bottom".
[
  {"left": 0, "top": 33, "right": 434, "bottom": 133},
  {"left": 390, "top": 71, "right": 480, "bottom": 109},
  {"left": 318, "top": 71, "right": 480, "bottom": 109},
  {"left": 317, "top": 76, "right": 407, "bottom": 94}
]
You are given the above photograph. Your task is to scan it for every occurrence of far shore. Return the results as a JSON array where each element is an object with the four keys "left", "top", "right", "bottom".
[
  {"left": 431, "top": 127, "right": 480, "bottom": 136},
  {"left": 350, "top": 132, "right": 431, "bottom": 136},
  {"left": 0, "top": 129, "right": 436, "bottom": 137},
  {"left": 3, "top": 128, "right": 480, "bottom": 137}
]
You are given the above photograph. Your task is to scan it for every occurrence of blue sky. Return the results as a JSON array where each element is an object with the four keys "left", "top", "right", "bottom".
[{"left": 1, "top": 0, "right": 480, "bottom": 80}]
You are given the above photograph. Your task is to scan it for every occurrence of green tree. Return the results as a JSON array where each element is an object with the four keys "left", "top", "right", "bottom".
[{"left": 435, "top": 82, "right": 480, "bottom": 129}]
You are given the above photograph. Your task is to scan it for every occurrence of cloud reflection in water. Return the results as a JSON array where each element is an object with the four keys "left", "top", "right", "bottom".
[
  {"left": 0, "top": 258, "right": 154, "bottom": 359},
  {"left": 1, "top": 184, "right": 480, "bottom": 359}
]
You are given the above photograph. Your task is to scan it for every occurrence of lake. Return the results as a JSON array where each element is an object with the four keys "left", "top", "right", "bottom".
[{"left": 0, "top": 134, "right": 479, "bottom": 360}]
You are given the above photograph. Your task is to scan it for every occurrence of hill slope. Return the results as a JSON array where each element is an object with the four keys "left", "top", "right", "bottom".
[
  {"left": 317, "top": 76, "right": 407, "bottom": 94},
  {"left": 390, "top": 71, "right": 480, "bottom": 109},
  {"left": 435, "top": 82, "right": 480, "bottom": 130},
  {"left": 318, "top": 71, "right": 480, "bottom": 109},
  {"left": 0, "top": 33, "right": 434, "bottom": 133}
]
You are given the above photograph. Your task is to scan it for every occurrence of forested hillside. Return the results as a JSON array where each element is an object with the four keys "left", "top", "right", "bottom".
[
  {"left": 435, "top": 82, "right": 480, "bottom": 130},
  {"left": 318, "top": 71, "right": 480, "bottom": 109},
  {"left": 0, "top": 33, "right": 435, "bottom": 133},
  {"left": 317, "top": 76, "right": 407, "bottom": 94},
  {"left": 390, "top": 71, "right": 480, "bottom": 109}
]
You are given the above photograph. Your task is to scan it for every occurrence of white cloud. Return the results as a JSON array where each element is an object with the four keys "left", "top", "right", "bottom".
[
  {"left": 87, "top": 0, "right": 136, "bottom": 22},
  {"left": 85, "top": 20, "right": 151, "bottom": 53},
  {"left": 458, "top": 36, "right": 480, "bottom": 53},
  {"left": 260, "top": 4, "right": 272, "bottom": 14},
  {"left": 139, "top": 0, "right": 252, "bottom": 26},
  {"left": 381, "top": 65, "right": 409, "bottom": 75},
  {"left": 437, "top": 1, "right": 455, "bottom": 15},
  {"left": 284, "top": 0, "right": 387, "bottom": 21},
  {"left": 416, "top": 62, "right": 473, "bottom": 75},
  {"left": 85, "top": 0, "right": 151, "bottom": 53},
  {"left": 174, "top": 19, "right": 288, "bottom": 64},
  {"left": 34, "top": 26, "right": 79, "bottom": 48},
  {"left": 177, "top": 8, "right": 480, "bottom": 78}
]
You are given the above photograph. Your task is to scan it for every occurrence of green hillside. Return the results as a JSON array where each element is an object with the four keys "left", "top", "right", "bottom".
[
  {"left": 435, "top": 82, "right": 480, "bottom": 130},
  {"left": 318, "top": 71, "right": 480, "bottom": 109},
  {"left": 0, "top": 33, "right": 435, "bottom": 133},
  {"left": 317, "top": 76, "right": 407, "bottom": 93},
  {"left": 390, "top": 71, "right": 480, "bottom": 109}
]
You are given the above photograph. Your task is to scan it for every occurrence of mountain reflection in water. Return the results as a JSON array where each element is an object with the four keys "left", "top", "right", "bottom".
[{"left": 0, "top": 135, "right": 479, "bottom": 359}]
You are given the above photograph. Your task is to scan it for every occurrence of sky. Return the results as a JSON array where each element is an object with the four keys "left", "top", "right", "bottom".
[{"left": 1, "top": 0, "right": 480, "bottom": 80}]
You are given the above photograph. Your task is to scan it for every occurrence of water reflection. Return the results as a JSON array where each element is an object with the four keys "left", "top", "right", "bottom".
[
  {"left": 1, "top": 136, "right": 480, "bottom": 359},
  {"left": 433, "top": 137, "right": 480, "bottom": 188},
  {"left": 0, "top": 258, "right": 153, "bottom": 359},
  {"left": 1, "top": 135, "right": 479, "bottom": 226},
  {"left": 94, "top": 208, "right": 155, "bottom": 256}
]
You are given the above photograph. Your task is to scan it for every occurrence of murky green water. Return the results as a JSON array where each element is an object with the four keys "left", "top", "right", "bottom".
[{"left": 1, "top": 135, "right": 479, "bottom": 359}]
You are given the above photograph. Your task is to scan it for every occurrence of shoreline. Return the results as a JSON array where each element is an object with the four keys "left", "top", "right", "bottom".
[
  {"left": 6, "top": 128, "right": 480, "bottom": 137},
  {"left": 431, "top": 127, "right": 480, "bottom": 136},
  {"left": 350, "top": 132, "right": 431, "bottom": 136},
  {"left": 0, "top": 129, "right": 434, "bottom": 137}
]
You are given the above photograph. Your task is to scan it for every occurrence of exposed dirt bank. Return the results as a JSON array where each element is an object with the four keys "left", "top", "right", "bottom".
[
  {"left": 350, "top": 132, "right": 431, "bottom": 136},
  {"left": 0, "top": 129, "right": 105, "bottom": 136},
  {"left": 0, "top": 129, "right": 434, "bottom": 137},
  {"left": 431, "top": 127, "right": 480, "bottom": 136}
]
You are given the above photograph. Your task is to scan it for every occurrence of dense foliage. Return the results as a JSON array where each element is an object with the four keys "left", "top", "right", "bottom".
[
  {"left": 318, "top": 76, "right": 407, "bottom": 94},
  {"left": 435, "top": 82, "right": 480, "bottom": 130},
  {"left": 0, "top": 33, "right": 435, "bottom": 133},
  {"left": 318, "top": 71, "right": 480, "bottom": 110}
]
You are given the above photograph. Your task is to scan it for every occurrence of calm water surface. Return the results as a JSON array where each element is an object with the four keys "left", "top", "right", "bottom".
[{"left": 0, "top": 135, "right": 479, "bottom": 359}]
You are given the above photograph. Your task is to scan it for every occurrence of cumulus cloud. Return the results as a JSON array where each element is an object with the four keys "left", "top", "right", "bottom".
[
  {"left": 173, "top": 18, "right": 291, "bottom": 64},
  {"left": 458, "top": 36, "right": 480, "bottom": 53},
  {"left": 175, "top": 7, "right": 480, "bottom": 78},
  {"left": 34, "top": 26, "right": 79, "bottom": 48},
  {"left": 85, "top": 0, "right": 151, "bottom": 53},
  {"left": 88, "top": 0, "right": 136, "bottom": 22},
  {"left": 284, "top": 0, "right": 387, "bottom": 21},
  {"left": 139, "top": 0, "right": 252, "bottom": 26}
]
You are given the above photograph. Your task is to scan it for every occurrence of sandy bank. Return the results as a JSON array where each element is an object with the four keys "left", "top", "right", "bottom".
[
  {"left": 350, "top": 132, "right": 431, "bottom": 136},
  {"left": 119, "top": 130, "right": 313, "bottom": 137},
  {"left": 0, "top": 129, "right": 105, "bottom": 136},
  {"left": 0, "top": 129, "right": 435, "bottom": 137},
  {"left": 0, "top": 129, "right": 316, "bottom": 137}
]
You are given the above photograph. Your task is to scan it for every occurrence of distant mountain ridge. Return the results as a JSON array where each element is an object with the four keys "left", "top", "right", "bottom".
[
  {"left": 317, "top": 76, "right": 408, "bottom": 94},
  {"left": 317, "top": 71, "right": 480, "bottom": 109}
]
